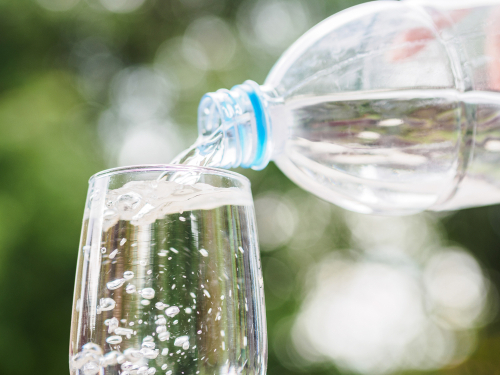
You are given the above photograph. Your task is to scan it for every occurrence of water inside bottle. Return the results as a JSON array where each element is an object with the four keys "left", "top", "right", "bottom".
[{"left": 172, "top": 88, "right": 500, "bottom": 213}]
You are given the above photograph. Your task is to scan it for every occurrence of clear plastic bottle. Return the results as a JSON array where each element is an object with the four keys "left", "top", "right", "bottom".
[{"left": 176, "top": 0, "right": 500, "bottom": 215}]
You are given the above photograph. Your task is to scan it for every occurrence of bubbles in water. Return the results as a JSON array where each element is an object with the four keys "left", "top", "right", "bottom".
[
  {"left": 141, "top": 288, "right": 155, "bottom": 299},
  {"left": 158, "top": 331, "right": 170, "bottom": 341},
  {"left": 156, "top": 325, "right": 167, "bottom": 333},
  {"left": 147, "top": 368, "right": 157, "bottom": 375},
  {"left": 155, "top": 302, "right": 167, "bottom": 310},
  {"left": 120, "top": 238, "right": 127, "bottom": 246},
  {"left": 123, "top": 271, "right": 134, "bottom": 280},
  {"left": 185, "top": 307, "right": 192, "bottom": 314},
  {"left": 142, "top": 341, "right": 156, "bottom": 349},
  {"left": 155, "top": 317, "right": 167, "bottom": 325},
  {"left": 107, "top": 278, "right": 126, "bottom": 290},
  {"left": 166, "top": 371, "right": 173, "bottom": 375},
  {"left": 98, "top": 298, "right": 116, "bottom": 311},
  {"left": 143, "top": 336, "right": 154, "bottom": 342},
  {"left": 162, "top": 364, "right": 168, "bottom": 370},
  {"left": 106, "top": 335, "right": 123, "bottom": 344},
  {"left": 141, "top": 300, "right": 151, "bottom": 306},
  {"left": 101, "top": 247, "right": 107, "bottom": 254},
  {"left": 174, "top": 336, "right": 189, "bottom": 347},
  {"left": 116, "top": 192, "right": 142, "bottom": 211},
  {"left": 126, "top": 284, "right": 136, "bottom": 294},
  {"left": 182, "top": 341, "right": 190, "bottom": 350},
  {"left": 115, "top": 327, "right": 134, "bottom": 337},
  {"left": 108, "top": 317, "right": 119, "bottom": 333},
  {"left": 82, "top": 343, "right": 103, "bottom": 355},
  {"left": 124, "top": 348, "right": 143, "bottom": 362},
  {"left": 141, "top": 348, "right": 159, "bottom": 359},
  {"left": 203, "top": 289, "right": 211, "bottom": 298},
  {"left": 165, "top": 306, "right": 180, "bottom": 317},
  {"left": 158, "top": 249, "right": 168, "bottom": 257},
  {"left": 83, "top": 361, "right": 100, "bottom": 375},
  {"left": 161, "top": 348, "right": 169, "bottom": 355},
  {"left": 139, "top": 260, "right": 147, "bottom": 266},
  {"left": 103, "top": 351, "right": 120, "bottom": 366},
  {"left": 199, "top": 248, "right": 208, "bottom": 257},
  {"left": 109, "top": 249, "right": 119, "bottom": 259}
]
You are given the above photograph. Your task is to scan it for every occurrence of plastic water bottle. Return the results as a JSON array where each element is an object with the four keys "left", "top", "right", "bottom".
[{"left": 175, "top": 0, "right": 500, "bottom": 215}]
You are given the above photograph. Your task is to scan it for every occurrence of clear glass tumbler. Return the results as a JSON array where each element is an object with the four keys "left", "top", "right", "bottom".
[{"left": 69, "top": 165, "right": 266, "bottom": 375}]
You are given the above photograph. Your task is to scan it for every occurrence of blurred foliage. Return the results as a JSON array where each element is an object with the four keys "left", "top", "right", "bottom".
[{"left": 3, "top": 0, "right": 500, "bottom": 375}]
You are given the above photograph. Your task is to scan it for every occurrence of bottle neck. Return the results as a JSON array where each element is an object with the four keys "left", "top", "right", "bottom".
[{"left": 197, "top": 80, "right": 275, "bottom": 170}]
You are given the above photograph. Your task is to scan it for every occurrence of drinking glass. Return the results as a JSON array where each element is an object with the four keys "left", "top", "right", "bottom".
[{"left": 69, "top": 165, "right": 266, "bottom": 375}]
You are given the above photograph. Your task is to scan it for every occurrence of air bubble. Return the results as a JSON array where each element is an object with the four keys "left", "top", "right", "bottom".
[
  {"left": 108, "top": 317, "right": 119, "bottom": 333},
  {"left": 116, "top": 192, "right": 141, "bottom": 211},
  {"left": 159, "top": 331, "right": 170, "bottom": 341},
  {"left": 109, "top": 249, "right": 118, "bottom": 259},
  {"left": 155, "top": 302, "right": 167, "bottom": 310},
  {"left": 156, "top": 325, "right": 167, "bottom": 334},
  {"left": 142, "top": 341, "right": 156, "bottom": 350},
  {"left": 101, "top": 247, "right": 107, "bottom": 254},
  {"left": 161, "top": 364, "right": 168, "bottom": 370},
  {"left": 123, "top": 271, "right": 134, "bottom": 280},
  {"left": 126, "top": 284, "right": 136, "bottom": 294},
  {"left": 174, "top": 336, "right": 189, "bottom": 347},
  {"left": 155, "top": 317, "right": 167, "bottom": 325},
  {"left": 82, "top": 361, "right": 100, "bottom": 375},
  {"left": 141, "top": 300, "right": 151, "bottom": 306},
  {"left": 140, "top": 348, "right": 159, "bottom": 359},
  {"left": 165, "top": 306, "right": 180, "bottom": 317},
  {"left": 98, "top": 298, "right": 115, "bottom": 311},
  {"left": 120, "top": 238, "right": 127, "bottom": 246},
  {"left": 141, "top": 288, "right": 155, "bottom": 299},
  {"left": 199, "top": 249, "right": 208, "bottom": 257},
  {"left": 82, "top": 343, "right": 103, "bottom": 355},
  {"left": 106, "top": 335, "right": 123, "bottom": 345},
  {"left": 107, "top": 278, "right": 126, "bottom": 290}
]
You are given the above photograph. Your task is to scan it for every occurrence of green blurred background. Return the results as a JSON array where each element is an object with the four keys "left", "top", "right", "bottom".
[{"left": 2, "top": 0, "right": 500, "bottom": 374}]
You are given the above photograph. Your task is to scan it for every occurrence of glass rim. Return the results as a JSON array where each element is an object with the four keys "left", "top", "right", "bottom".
[{"left": 89, "top": 164, "right": 251, "bottom": 184}]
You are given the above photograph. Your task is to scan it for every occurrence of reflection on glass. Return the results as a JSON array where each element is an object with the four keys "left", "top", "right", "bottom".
[{"left": 69, "top": 165, "right": 266, "bottom": 375}]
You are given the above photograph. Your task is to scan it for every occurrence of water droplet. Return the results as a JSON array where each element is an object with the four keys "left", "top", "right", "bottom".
[
  {"left": 141, "top": 299, "right": 150, "bottom": 306},
  {"left": 161, "top": 348, "right": 169, "bottom": 355},
  {"left": 166, "top": 371, "right": 172, "bottom": 375},
  {"left": 126, "top": 284, "right": 136, "bottom": 294},
  {"left": 158, "top": 250, "right": 168, "bottom": 257},
  {"left": 197, "top": 330, "right": 202, "bottom": 334},
  {"left": 158, "top": 331, "right": 170, "bottom": 341},
  {"left": 108, "top": 317, "right": 119, "bottom": 334},
  {"left": 169, "top": 247, "right": 178, "bottom": 254},
  {"left": 161, "top": 364, "right": 168, "bottom": 370},
  {"left": 147, "top": 367, "right": 156, "bottom": 375},
  {"left": 106, "top": 335, "right": 123, "bottom": 345},
  {"left": 221, "top": 295, "right": 225, "bottom": 300},
  {"left": 101, "top": 247, "right": 107, "bottom": 254},
  {"left": 155, "top": 302, "right": 166, "bottom": 310},
  {"left": 165, "top": 306, "right": 180, "bottom": 317},
  {"left": 83, "top": 361, "right": 100, "bottom": 375},
  {"left": 147, "top": 269, "right": 153, "bottom": 275},
  {"left": 120, "top": 238, "right": 127, "bottom": 246},
  {"left": 190, "top": 292, "right": 196, "bottom": 298},
  {"left": 238, "top": 246, "right": 245, "bottom": 253},
  {"left": 109, "top": 249, "right": 118, "bottom": 259},
  {"left": 116, "top": 192, "right": 141, "bottom": 211},
  {"left": 203, "top": 289, "right": 211, "bottom": 298},
  {"left": 142, "top": 341, "right": 156, "bottom": 349},
  {"left": 182, "top": 341, "right": 190, "bottom": 350},
  {"left": 179, "top": 216, "right": 186, "bottom": 222},
  {"left": 171, "top": 284, "right": 176, "bottom": 290},
  {"left": 123, "top": 271, "right": 134, "bottom": 280},
  {"left": 185, "top": 307, "right": 192, "bottom": 314},
  {"left": 107, "top": 278, "right": 126, "bottom": 290},
  {"left": 174, "top": 336, "right": 189, "bottom": 347},
  {"left": 199, "top": 249, "right": 208, "bottom": 257}
]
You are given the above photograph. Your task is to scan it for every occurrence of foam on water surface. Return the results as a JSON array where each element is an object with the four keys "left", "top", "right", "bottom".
[{"left": 93, "top": 180, "right": 252, "bottom": 230}]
